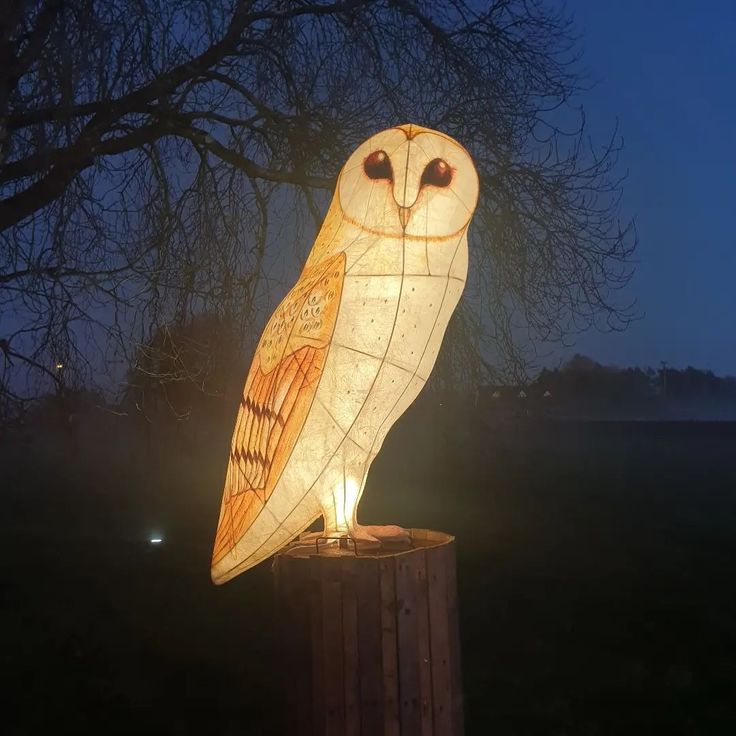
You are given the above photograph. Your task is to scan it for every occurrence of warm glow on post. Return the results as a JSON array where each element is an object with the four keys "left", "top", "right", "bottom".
[{"left": 211, "top": 124, "right": 479, "bottom": 584}]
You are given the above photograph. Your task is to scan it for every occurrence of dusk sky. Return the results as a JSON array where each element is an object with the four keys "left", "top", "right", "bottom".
[{"left": 556, "top": 1, "right": 736, "bottom": 374}]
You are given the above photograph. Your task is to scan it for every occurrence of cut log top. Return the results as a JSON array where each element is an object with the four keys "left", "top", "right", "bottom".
[{"left": 279, "top": 528, "right": 454, "bottom": 561}]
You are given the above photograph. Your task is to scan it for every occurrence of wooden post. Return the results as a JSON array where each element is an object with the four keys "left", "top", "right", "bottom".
[{"left": 273, "top": 529, "right": 463, "bottom": 735}]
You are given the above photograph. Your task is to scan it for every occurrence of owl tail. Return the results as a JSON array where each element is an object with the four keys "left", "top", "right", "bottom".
[{"left": 211, "top": 495, "right": 321, "bottom": 584}]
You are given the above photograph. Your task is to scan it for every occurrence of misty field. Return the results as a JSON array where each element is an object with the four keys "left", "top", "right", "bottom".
[{"left": 2, "top": 406, "right": 735, "bottom": 735}]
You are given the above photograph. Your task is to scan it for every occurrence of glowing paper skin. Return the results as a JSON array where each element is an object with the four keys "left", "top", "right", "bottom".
[{"left": 211, "top": 124, "right": 479, "bottom": 584}]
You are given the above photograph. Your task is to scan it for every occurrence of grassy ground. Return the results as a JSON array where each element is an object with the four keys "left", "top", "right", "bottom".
[{"left": 2, "top": 405, "right": 735, "bottom": 734}]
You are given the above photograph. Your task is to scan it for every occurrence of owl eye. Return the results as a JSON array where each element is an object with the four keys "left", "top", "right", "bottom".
[
  {"left": 363, "top": 150, "right": 393, "bottom": 181},
  {"left": 421, "top": 158, "right": 453, "bottom": 188}
]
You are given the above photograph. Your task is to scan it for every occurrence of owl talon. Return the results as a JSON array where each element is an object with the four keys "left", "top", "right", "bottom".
[{"left": 350, "top": 524, "right": 410, "bottom": 545}]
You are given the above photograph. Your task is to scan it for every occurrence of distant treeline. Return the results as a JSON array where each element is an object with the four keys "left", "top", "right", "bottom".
[
  {"left": 521, "top": 355, "right": 736, "bottom": 420},
  {"left": 6, "top": 351, "right": 736, "bottom": 433}
]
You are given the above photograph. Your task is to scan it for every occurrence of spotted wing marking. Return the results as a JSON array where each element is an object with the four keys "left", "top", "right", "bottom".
[{"left": 212, "top": 253, "right": 345, "bottom": 564}]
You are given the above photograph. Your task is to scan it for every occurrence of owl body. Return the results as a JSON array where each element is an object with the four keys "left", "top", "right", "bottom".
[{"left": 212, "top": 124, "right": 478, "bottom": 584}]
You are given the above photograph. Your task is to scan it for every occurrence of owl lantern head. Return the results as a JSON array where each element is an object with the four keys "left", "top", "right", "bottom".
[
  {"left": 212, "top": 124, "right": 478, "bottom": 584},
  {"left": 337, "top": 124, "right": 479, "bottom": 241}
]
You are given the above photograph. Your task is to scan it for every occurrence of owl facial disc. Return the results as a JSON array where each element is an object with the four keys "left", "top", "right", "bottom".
[{"left": 337, "top": 123, "right": 479, "bottom": 240}]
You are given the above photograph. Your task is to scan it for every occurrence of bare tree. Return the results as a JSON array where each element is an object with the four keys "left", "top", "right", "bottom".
[
  {"left": 0, "top": 0, "right": 636, "bottom": 414},
  {"left": 123, "top": 312, "right": 242, "bottom": 422}
]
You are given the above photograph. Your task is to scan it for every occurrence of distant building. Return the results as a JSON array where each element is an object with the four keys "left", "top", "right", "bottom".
[{"left": 476, "top": 384, "right": 557, "bottom": 419}]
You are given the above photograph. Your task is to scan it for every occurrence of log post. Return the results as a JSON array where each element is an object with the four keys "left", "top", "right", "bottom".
[{"left": 273, "top": 529, "right": 463, "bottom": 735}]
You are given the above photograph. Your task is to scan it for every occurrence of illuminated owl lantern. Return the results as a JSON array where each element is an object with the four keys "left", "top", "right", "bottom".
[{"left": 211, "top": 124, "right": 479, "bottom": 584}]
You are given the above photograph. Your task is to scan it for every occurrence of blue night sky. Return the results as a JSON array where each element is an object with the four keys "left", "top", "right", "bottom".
[{"left": 555, "top": 1, "right": 736, "bottom": 374}]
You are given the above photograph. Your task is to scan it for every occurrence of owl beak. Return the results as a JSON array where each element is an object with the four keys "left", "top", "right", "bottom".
[{"left": 398, "top": 206, "right": 411, "bottom": 229}]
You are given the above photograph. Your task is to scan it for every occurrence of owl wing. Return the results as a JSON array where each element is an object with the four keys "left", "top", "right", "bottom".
[{"left": 212, "top": 253, "right": 345, "bottom": 565}]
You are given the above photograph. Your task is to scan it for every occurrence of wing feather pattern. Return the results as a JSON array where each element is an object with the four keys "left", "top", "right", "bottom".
[{"left": 212, "top": 253, "right": 345, "bottom": 565}]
